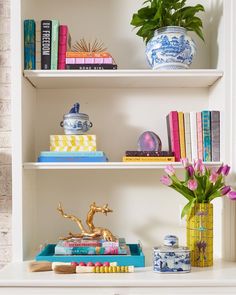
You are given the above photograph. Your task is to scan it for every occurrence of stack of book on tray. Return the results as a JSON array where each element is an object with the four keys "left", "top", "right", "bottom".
[
  {"left": 65, "top": 52, "right": 117, "bottom": 70},
  {"left": 122, "top": 151, "right": 175, "bottom": 162},
  {"left": 54, "top": 237, "right": 130, "bottom": 256},
  {"left": 166, "top": 110, "right": 220, "bottom": 162},
  {"left": 38, "top": 135, "right": 108, "bottom": 162}
]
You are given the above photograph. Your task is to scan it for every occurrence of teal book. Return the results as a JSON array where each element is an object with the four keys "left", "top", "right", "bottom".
[
  {"left": 24, "top": 20, "right": 36, "bottom": 69},
  {"left": 51, "top": 20, "right": 59, "bottom": 70},
  {"left": 40, "top": 151, "right": 105, "bottom": 157},
  {"left": 38, "top": 156, "right": 108, "bottom": 162},
  {"left": 202, "top": 110, "right": 211, "bottom": 161}
]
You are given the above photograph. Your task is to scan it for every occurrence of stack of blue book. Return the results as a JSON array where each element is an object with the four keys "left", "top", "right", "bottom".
[{"left": 38, "top": 151, "right": 108, "bottom": 162}]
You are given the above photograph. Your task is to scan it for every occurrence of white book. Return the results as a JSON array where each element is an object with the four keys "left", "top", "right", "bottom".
[
  {"left": 184, "top": 112, "right": 192, "bottom": 162},
  {"left": 190, "top": 111, "right": 198, "bottom": 161}
]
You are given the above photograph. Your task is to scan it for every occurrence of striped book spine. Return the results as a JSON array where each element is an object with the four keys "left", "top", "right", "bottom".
[
  {"left": 202, "top": 111, "right": 212, "bottom": 161},
  {"left": 35, "top": 21, "right": 41, "bottom": 69},
  {"left": 58, "top": 25, "right": 71, "bottom": 69},
  {"left": 211, "top": 111, "right": 220, "bottom": 161},
  {"left": 196, "top": 112, "right": 203, "bottom": 160},
  {"left": 178, "top": 112, "right": 186, "bottom": 159},
  {"left": 24, "top": 20, "right": 35, "bottom": 70},
  {"left": 184, "top": 112, "right": 192, "bottom": 162},
  {"left": 50, "top": 146, "right": 97, "bottom": 152},
  {"left": 51, "top": 20, "right": 59, "bottom": 70},
  {"left": 168, "top": 111, "right": 181, "bottom": 161},
  {"left": 190, "top": 112, "right": 198, "bottom": 161}
]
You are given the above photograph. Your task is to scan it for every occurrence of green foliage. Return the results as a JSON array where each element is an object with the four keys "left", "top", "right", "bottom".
[{"left": 130, "top": 0, "right": 205, "bottom": 44}]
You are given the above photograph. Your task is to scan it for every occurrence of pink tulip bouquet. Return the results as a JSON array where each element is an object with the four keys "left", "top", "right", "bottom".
[{"left": 161, "top": 159, "right": 236, "bottom": 218}]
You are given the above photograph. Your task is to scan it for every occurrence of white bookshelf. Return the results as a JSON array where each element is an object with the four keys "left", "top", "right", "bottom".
[
  {"left": 2, "top": 0, "right": 236, "bottom": 293},
  {"left": 23, "top": 162, "right": 222, "bottom": 170},
  {"left": 23, "top": 69, "right": 223, "bottom": 89}
]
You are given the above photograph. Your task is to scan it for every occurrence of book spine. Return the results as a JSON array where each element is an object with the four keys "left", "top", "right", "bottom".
[
  {"left": 62, "top": 242, "right": 101, "bottom": 247},
  {"left": 40, "top": 151, "right": 104, "bottom": 157},
  {"left": 196, "top": 112, "right": 203, "bottom": 160},
  {"left": 24, "top": 20, "right": 35, "bottom": 70},
  {"left": 211, "top": 111, "right": 220, "bottom": 161},
  {"left": 54, "top": 246, "right": 127, "bottom": 255},
  {"left": 66, "top": 57, "right": 113, "bottom": 64},
  {"left": 50, "top": 135, "right": 96, "bottom": 141},
  {"left": 190, "top": 112, "right": 198, "bottom": 161},
  {"left": 66, "top": 52, "right": 111, "bottom": 58},
  {"left": 58, "top": 25, "right": 68, "bottom": 70},
  {"left": 178, "top": 112, "right": 186, "bottom": 159},
  {"left": 184, "top": 112, "right": 192, "bottom": 162},
  {"left": 66, "top": 64, "right": 117, "bottom": 70},
  {"left": 122, "top": 156, "right": 175, "bottom": 162},
  {"left": 50, "top": 146, "right": 97, "bottom": 152},
  {"left": 38, "top": 156, "right": 108, "bottom": 162},
  {"left": 169, "top": 111, "right": 181, "bottom": 161},
  {"left": 202, "top": 111, "right": 212, "bottom": 161},
  {"left": 41, "top": 20, "right": 52, "bottom": 70},
  {"left": 35, "top": 21, "right": 41, "bottom": 69},
  {"left": 51, "top": 20, "right": 59, "bottom": 70},
  {"left": 125, "top": 151, "right": 174, "bottom": 157}
]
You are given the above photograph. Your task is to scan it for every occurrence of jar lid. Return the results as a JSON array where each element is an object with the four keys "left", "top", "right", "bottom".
[
  {"left": 64, "top": 113, "right": 89, "bottom": 119},
  {"left": 164, "top": 235, "right": 179, "bottom": 247}
]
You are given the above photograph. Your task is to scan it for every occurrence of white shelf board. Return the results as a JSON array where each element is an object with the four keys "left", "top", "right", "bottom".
[
  {"left": 1, "top": 260, "right": 236, "bottom": 287},
  {"left": 23, "top": 162, "right": 222, "bottom": 170},
  {"left": 23, "top": 69, "right": 223, "bottom": 89}
]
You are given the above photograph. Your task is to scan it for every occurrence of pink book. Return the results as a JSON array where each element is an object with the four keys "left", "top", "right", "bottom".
[
  {"left": 58, "top": 25, "right": 70, "bottom": 69},
  {"left": 169, "top": 111, "right": 181, "bottom": 161},
  {"left": 196, "top": 112, "right": 203, "bottom": 160}
]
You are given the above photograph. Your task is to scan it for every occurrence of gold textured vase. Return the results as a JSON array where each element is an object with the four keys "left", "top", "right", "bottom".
[{"left": 187, "top": 203, "right": 213, "bottom": 267}]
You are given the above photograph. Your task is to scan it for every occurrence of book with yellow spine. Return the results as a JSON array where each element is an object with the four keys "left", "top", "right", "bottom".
[
  {"left": 122, "top": 156, "right": 175, "bottom": 162},
  {"left": 50, "top": 135, "right": 96, "bottom": 142},
  {"left": 50, "top": 146, "right": 97, "bottom": 152},
  {"left": 178, "top": 112, "right": 186, "bottom": 159}
]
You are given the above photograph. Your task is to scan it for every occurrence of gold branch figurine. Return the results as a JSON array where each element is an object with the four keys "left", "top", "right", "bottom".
[{"left": 57, "top": 202, "right": 116, "bottom": 241}]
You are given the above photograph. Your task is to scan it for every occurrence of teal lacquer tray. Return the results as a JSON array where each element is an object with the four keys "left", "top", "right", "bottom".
[{"left": 36, "top": 244, "right": 145, "bottom": 267}]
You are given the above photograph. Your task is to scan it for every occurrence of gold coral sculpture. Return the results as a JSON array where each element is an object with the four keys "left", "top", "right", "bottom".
[{"left": 57, "top": 202, "right": 116, "bottom": 241}]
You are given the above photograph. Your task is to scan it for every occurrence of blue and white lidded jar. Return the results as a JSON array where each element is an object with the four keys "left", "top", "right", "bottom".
[{"left": 153, "top": 235, "right": 191, "bottom": 273}]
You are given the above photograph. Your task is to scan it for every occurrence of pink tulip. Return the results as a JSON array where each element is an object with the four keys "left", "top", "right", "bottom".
[
  {"left": 181, "top": 158, "right": 189, "bottom": 168},
  {"left": 217, "top": 165, "right": 223, "bottom": 174},
  {"left": 209, "top": 172, "right": 218, "bottom": 184},
  {"left": 221, "top": 186, "right": 231, "bottom": 196},
  {"left": 160, "top": 175, "right": 172, "bottom": 186},
  {"left": 228, "top": 191, "right": 236, "bottom": 200},
  {"left": 187, "top": 165, "right": 194, "bottom": 177},
  {"left": 164, "top": 165, "right": 175, "bottom": 176},
  {"left": 193, "top": 159, "right": 203, "bottom": 171},
  {"left": 187, "top": 179, "right": 198, "bottom": 191},
  {"left": 222, "top": 165, "right": 230, "bottom": 176}
]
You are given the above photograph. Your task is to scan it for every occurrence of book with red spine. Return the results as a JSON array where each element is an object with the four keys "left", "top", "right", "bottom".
[
  {"left": 196, "top": 112, "right": 203, "bottom": 160},
  {"left": 168, "top": 111, "right": 181, "bottom": 161},
  {"left": 58, "top": 25, "right": 71, "bottom": 69}
]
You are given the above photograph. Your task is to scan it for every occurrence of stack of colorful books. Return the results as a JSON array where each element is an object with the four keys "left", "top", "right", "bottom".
[
  {"left": 38, "top": 135, "right": 108, "bottom": 163},
  {"left": 54, "top": 238, "right": 129, "bottom": 256},
  {"left": 122, "top": 151, "right": 175, "bottom": 162},
  {"left": 166, "top": 110, "right": 220, "bottom": 162},
  {"left": 65, "top": 52, "right": 117, "bottom": 70}
]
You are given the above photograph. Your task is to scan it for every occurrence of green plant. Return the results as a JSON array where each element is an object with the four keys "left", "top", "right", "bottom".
[{"left": 130, "top": 0, "right": 205, "bottom": 44}]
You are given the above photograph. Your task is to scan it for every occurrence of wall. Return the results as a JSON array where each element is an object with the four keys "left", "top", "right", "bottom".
[{"left": 0, "top": 0, "right": 12, "bottom": 269}]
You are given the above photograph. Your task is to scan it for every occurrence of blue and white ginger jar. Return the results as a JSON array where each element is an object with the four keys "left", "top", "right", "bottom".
[{"left": 146, "top": 26, "right": 196, "bottom": 70}]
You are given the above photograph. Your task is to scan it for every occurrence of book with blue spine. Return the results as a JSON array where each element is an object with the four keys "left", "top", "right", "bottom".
[
  {"left": 24, "top": 20, "right": 36, "bottom": 69},
  {"left": 38, "top": 156, "right": 108, "bottom": 162},
  {"left": 40, "top": 151, "right": 105, "bottom": 157},
  {"left": 202, "top": 110, "right": 212, "bottom": 161}
]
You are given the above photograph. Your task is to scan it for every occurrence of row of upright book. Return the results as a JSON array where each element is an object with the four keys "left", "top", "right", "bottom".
[
  {"left": 24, "top": 19, "right": 117, "bottom": 70},
  {"left": 166, "top": 111, "right": 220, "bottom": 162}
]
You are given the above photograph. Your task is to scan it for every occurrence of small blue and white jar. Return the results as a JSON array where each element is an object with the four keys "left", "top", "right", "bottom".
[
  {"left": 153, "top": 235, "right": 191, "bottom": 273},
  {"left": 146, "top": 26, "right": 196, "bottom": 70}
]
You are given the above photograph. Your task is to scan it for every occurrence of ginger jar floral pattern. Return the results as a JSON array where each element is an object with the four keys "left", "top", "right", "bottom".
[{"left": 146, "top": 26, "right": 196, "bottom": 70}]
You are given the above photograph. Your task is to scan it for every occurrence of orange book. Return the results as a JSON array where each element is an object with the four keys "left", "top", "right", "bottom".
[{"left": 66, "top": 51, "right": 112, "bottom": 58}]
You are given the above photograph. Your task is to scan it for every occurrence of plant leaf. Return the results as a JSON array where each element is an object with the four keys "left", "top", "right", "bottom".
[{"left": 181, "top": 198, "right": 196, "bottom": 219}]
